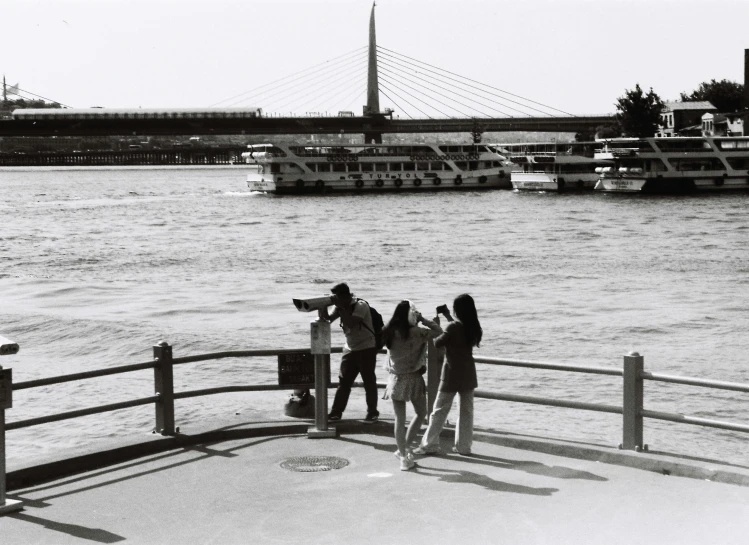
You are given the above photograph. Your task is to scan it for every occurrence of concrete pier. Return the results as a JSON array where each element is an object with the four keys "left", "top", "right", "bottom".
[{"left": 3, "top": 412, "right": 749, "bottom": 545}]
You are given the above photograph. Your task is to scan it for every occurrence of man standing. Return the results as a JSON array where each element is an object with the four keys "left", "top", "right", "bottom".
[{"left": 318, "top": 282, "right": 379, "bottom": 422}]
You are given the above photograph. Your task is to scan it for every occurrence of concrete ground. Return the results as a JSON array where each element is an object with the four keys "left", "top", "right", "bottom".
[{"left": 3, "top": 417, "right": 749, "bottom": 545}]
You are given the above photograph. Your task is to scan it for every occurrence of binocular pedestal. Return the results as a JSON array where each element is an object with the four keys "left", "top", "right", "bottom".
[{"left": 308, "top": 319, "right": 336, "bottom": 438}]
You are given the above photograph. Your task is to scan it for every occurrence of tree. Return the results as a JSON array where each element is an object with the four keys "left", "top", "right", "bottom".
[
  {"left": 680, "top": 79, "right": 745, "bottom": 113},
  {"left": 615, "top": 84, "right": 664, "bottom": 138},
  {"left": 470, "top": 119, "right": 484, "bottom": 144},
  {"left": 575, "top": 122, "right": 621, "bottom": 142}
]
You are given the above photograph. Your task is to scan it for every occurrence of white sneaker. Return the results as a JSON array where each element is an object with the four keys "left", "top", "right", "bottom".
[
  {"left": 393, "top": 448, "right": 413, "bottom": 460},
  {"left": 400, "top": 457, "right": 416, "bottom": 471}
]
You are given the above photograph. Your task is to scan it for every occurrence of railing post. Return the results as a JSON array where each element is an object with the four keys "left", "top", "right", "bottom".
[
  {"left": 153, "top": 341, "right": 175, "bottom": 436},
  {"left": 621, "top": 351, "right": 644, "bottom": 451},
  {"left": 1, "top": 333, "right": 23, "bottom": 514},
  {"left": 308, "top": 319, "right": 335, "bottom": 438},
  {"left": 426, "top": 316, "right": 444, "bottom": 419}
]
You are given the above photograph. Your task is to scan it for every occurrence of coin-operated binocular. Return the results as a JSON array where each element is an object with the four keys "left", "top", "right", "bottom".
[
  {"left": 0, "top": 335, "right": 19, "bottom": 357},
  {"left": 292, "top": 296, "right": 335, "bottom": 312}
]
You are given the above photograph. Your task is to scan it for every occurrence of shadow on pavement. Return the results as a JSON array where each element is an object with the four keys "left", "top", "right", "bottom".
[{"left": 8, "top": 512, "right": 126, "bottom": 543}]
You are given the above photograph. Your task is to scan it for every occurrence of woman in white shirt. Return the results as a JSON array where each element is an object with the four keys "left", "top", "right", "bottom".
[{"left": 382, "top": 300, "right": 442, "bottom": 470}]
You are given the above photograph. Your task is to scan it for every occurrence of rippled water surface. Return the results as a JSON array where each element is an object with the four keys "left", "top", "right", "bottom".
[{"left": 2, "top": 167, "right": 748, "bottom": 466}]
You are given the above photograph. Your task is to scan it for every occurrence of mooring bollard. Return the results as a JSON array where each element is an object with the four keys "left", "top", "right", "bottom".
[
  {"left": 153, "top": 341, "right": 175, "bottom": 436},
  {"left": 0, "top": 334, "right": 23, "bottom": 515},
  {"left": 308, "top": 319, "right": 335, "bottom": 438},
  {"left": 621, "top": 351, "right": 644, "bottom": 451}
]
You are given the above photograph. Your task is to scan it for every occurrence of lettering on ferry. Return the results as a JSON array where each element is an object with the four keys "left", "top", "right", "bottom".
[
  {"left": 326, "top": 155, "right": 359, "bottom": 162},
  {"left": 409, "top": 154, "right": 480, "bottom": 162}
]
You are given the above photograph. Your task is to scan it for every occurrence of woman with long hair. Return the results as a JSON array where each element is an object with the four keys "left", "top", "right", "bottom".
[
  {"left": 382, "top": 300, "right": 442, "bottom": 470},
  {"left": 414, "top": 293, "right": 482, "bottom": 456}
]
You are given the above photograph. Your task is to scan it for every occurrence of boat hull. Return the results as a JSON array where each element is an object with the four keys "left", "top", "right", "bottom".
[
  {"left": 247, "top": 171, "right": 512, "bottom": 194},
  {"left": 595, "top": 175, "right": 749, "bottom": 193},
  {"left": 511, "top": 172, "right": 598, "bottom": 192}
]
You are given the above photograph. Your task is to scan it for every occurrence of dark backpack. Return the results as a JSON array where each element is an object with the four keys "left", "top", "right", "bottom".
[{"left": 357, "top": 299, "right": 384, "bottom": 351}]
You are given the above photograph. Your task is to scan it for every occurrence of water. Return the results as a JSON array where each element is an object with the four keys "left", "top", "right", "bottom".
[{"left": 2, "top": 167, "right": 749, "bottom": 467}]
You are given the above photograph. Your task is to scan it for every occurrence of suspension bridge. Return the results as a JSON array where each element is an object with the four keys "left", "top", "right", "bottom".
[{"left": 0, "top": 5, "right": 614, "bottom": 141}]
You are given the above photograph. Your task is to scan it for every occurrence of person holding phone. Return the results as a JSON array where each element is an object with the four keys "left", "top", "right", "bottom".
[
  {"left": 382, "top": 300, "right": 442, "bottom": 470},
  {"left": 414, "top": 293, "right": 483, "bottom": 456}
]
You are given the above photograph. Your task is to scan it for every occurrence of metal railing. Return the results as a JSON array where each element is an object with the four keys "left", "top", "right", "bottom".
[{"left": 2, "top": 335, "right": 749, "bottom": 513}]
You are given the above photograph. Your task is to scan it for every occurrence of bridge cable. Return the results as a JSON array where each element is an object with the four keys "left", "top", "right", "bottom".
[
  {"left": 211, "top": 45, "right": 367, "bottom": 106},
  {"left": 378, "top": 69, "right": 474, "bottom": 118},
  {"left": 250, "top": 52, "right": 367, "bottom": 111},
  {"left": 377, "top": 54, "right": 527, "bottom": 117},
  {"left": 5, "top": 86, "right": 73, "bottom": 109},
  {"left": 308, "top": 67, "right": 368, "bottom": 113},
  {"left": 378, "top": 50, "right": 535, "bottom": 117},
  {"left": 377, "top": 86, "right": 417, "bottom": 120},
  {"left": 377, "top": 60, "right": 502, "bottom": 118},
  {"left": 271, "top": 58, "right": 368, "bottom": 113},
  {"left": 378, "top": 46, "right": 576, "bottom": 117},
  {"left": 231, "top": 50, "right": 367, "bottom": 110},
  {"left": 249, "top": 53, "right": 368, "bottom": 112},
  {"left": 378, "top": 77, "right": 447, "bottom": 119}
]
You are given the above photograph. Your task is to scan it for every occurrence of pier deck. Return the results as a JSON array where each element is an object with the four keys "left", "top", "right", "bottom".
[{"left": 3, "top": 414, "right": 749, "bottom": 544}]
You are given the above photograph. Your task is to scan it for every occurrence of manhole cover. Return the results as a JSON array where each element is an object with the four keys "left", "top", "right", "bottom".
[{"left": 280, "top": 456, "right": 349, "bottom": 472}]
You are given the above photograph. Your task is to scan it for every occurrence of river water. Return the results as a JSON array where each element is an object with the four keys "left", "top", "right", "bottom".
[{"left": 2, "top": 166, "right": 748, "bottom": 467}]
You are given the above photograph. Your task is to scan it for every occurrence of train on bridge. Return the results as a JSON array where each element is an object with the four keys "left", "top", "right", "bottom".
[{"left": 8, "top": 107, "right": 264, "bottom": 121}]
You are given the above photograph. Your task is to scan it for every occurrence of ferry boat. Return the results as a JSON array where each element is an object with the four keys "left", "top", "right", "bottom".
[
  {"left": 593, "top": 137, "right": 749, "bottom": 193},
  {"left": 496, "top": 142, "right": 611, "bottom": 192},
  {"left": 242, "top": 143, "right": 513, "bottom": 194}
]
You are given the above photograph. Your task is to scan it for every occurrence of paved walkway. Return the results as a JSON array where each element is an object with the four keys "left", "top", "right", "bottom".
[{"left": 3, "top": 417, "right": 749, "bottom": 544}]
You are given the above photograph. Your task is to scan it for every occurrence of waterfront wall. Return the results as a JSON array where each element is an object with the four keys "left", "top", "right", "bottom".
[{"left": 0, "top": 147, "right": 246, "bottom": 166}]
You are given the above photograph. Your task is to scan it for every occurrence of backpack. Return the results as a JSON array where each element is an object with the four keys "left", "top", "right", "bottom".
[{"left": 357, "top": 299, "right": 384, "bottom": 351}]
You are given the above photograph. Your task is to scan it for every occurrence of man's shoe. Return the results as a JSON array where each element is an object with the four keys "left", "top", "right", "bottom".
[
  {"left": 451, "top": 446, "right": 472, "bottom": 456},
  {"left": 363, "top": 413, "right": 379, "bottom": 423},
  {"left": 327, "top": 413, "right": 342, "bottom": 421},
  {"left": 400, "top": 457, "right": 416, "bottom": 471}
]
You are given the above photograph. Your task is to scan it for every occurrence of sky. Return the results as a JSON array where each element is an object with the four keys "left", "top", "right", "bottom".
[{"left": 2, "top": 0, "right": 748, "bottom": 116}]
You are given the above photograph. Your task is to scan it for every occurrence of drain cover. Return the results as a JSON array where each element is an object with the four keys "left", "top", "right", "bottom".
[{"left": 280, "top": 456, "right": 349, "bottom": 472}]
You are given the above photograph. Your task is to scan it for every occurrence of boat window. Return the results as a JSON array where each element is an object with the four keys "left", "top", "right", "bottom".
[
  {"left": 332, "top": 163, "right": 346, "bottom": 172},
  {"left": 390, "top": 163, "right": 402, "bottom": 171},
  {"left": 347, "top": 163, "right": 360, "bottom": 172},
  {"left": 654, "top": 139, "right": 712, "bottom": 152},
  {"left": 645, "top": 159, "right": 668, "bottom": 172},
  {"left": 403, "top": 162, "right": 415, "bottom": 171},
  {"left": 454, "top": 161, "right": 467, "bottom": 170},
  {"left": 726, "top": 157, "right": 749, "bottom": 169},
  {"left": 442, "top": 162, "right": 454, "bottom": 171},
  {"left": 469, "top": 161, "right": 479, "bottom": 170},
  {"left": 317, "top": 163, "right": 331, "bottom": 172},
  {"left": 430, "top": 162, "right": 443, "bottom": 171},
  {"left": 270, "top": 164, "right": 281, "bottom": 174},
  {"left": 375, "top": 163, "right": 388, "bottom": 172},
  {"left": 667, "top": 158, "right": 725, "bottom": 171},
  {"left": 417, "top": 162, "right": 429, "bottom": 170},
  {"left": 360, "top": 163, "right": 373, "bottom": 171},
  {"left": 720, "top": 140, "right": 749, "bottom": 150}
]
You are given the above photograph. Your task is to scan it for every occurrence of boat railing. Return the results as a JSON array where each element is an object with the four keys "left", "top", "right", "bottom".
[{"left": 2, "top": 338, "right": 749, "bottom": 512}]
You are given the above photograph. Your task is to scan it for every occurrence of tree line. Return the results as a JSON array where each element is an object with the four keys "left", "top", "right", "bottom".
[{"left": 577, "top": 79, "right": 745, "bottom": 140}]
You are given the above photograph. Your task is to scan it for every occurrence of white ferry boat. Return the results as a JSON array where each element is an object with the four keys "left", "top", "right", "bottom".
[
  {"left": 593, "top": 137, "right": 749, "bottom": 193},
  {"left": 242, "top": 143, "right": 513, "bottom": 194},
  {"left": 496, "top": 142, "right": 611, "bottom": 192}
]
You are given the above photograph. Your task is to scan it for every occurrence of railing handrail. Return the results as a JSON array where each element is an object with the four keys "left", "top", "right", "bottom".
[
  {"left": 475, "top": 356, "right": 622, "bottom": 376},
  {"left": 641, "top": 371, "right": 749, "bottom": 393}
]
